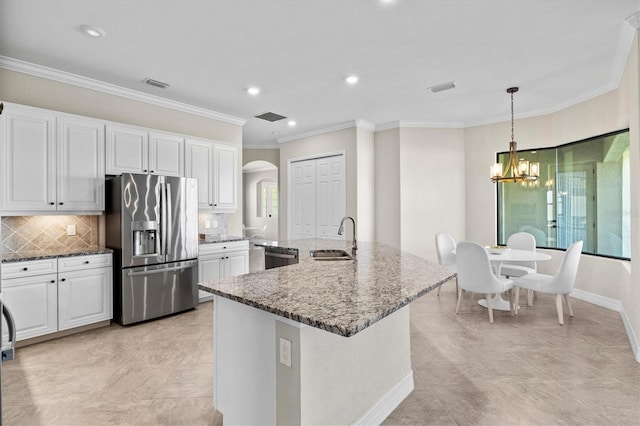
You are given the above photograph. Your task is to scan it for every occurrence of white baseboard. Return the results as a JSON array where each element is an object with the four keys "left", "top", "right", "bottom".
[
  {"left": 570, "top": 288, "right": 639, "bottom": 363},
  {"left": 355, "top": 371, "right": 414, "bottom": 426},
  {"left": 570, "top": 288, "right": 622, "bottom": 311},
  {"left": 620, "top": 306, "right": 640, "bottom": 363}
]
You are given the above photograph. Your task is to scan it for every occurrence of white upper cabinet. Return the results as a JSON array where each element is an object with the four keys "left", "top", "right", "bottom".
[
  {"left": 213, "top": 143, "right": 237, "bottom": 212},
  {"left": 185, "top": 138, "right": 237, "bottom": 212},
  {"left": 0, "top": 105, "right": 56, "bottom": 212},
  {"left": 105, "top": 125, "right": 148, "bottom": 174},
  {"left": 0, "top": 103, "right": 104, "bottom": 213},
  {"left": 149, "top": 132, "right": 184, "bottom": 177},
  {"left": 106, "top": 125, "right": 184, "bottom": 177},
  {"left": 185, "top": 138, "right": 214, "bottom": 209},
  {"left": 57, "top": 115, "right": 105, "bottom": 211}
]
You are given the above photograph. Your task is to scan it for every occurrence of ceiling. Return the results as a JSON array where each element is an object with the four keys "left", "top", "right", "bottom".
[{"left": 0, "top": 1, "right": 638, "bottom": 148}]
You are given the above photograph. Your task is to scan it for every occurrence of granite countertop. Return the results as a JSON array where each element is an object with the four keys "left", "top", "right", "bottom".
[
  {"left": 199, "top": 239, "right": 456, "bottom": 337},
  {"left": 2, "top": 247, "right": 114, "bottom": 263},
  {"left": 199, "top": 235, "right": 248, "bottom": 244}
]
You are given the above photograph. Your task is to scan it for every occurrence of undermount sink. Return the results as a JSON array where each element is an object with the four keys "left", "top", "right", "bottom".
[{"left": 309, "top": 249, "right": 353, "bottom": 261}]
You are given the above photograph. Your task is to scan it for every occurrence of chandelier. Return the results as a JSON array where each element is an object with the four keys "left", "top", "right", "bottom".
[{"left": 490, "top": 87, "right": 539, "bottom": 183}]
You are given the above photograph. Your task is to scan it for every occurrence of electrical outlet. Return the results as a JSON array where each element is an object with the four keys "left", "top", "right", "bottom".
[
  {"left": 279, "top": 337, "right": 292, "bottom": 368},
  {"left": 205, "top": 220, "right": 211, "bottom": 229},
  {"left": 66, "top": 224, "right": 76, "bottom": 236},
  {"left": 213, "top": 220, "right": 219, "bottom": 228}
]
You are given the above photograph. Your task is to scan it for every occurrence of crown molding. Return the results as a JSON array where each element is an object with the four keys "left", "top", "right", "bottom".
[
  {"left": 278, "top": 119, "right": 371, "bottom": 143},
  {"left": 375, "top": 120, "right": 466, "bottom": 132},
  {"left": 0, "top": 56, "right": 246, "bottom": 126}
]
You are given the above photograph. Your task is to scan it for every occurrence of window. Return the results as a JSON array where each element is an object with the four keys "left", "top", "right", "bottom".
[
  {"left": 257, "top": 180, "right": 278, "bottom": 218},
  {"left": 497, "top": 129, "right": 630, "bottom": 259}
]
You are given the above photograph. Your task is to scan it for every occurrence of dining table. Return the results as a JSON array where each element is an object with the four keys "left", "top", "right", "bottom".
[{"left": 478, "top": 248, "right": 552, "bottom": 311}]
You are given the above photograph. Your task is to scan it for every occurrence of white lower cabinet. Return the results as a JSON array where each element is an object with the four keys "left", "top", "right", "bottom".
[
  {"left": 0, "top": 253, "right": 113, "bottom": 342},
  {"left": 2, "top": 272, "right": 58, "bottom": 340},
  {"left": 198, "top": 241, "right": 249, "bottom": 302},
  {"left": 58, "top": 266, "right": 112, "bottom": 331}
]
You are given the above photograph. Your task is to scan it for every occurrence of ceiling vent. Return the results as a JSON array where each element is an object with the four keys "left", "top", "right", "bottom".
[
  {"left": 255, "top": 112, "right": 287, "bottom": 122},
  {"left": 144, "top": 78, "right": 170, "bottom": 89},
  {"left": 427, "top": 81, "right": 456, "bottom": 93}
]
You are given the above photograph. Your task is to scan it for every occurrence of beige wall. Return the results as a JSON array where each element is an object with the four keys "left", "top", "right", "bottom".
[
  {"left": 0, "top": 68, "right": 245, "bottom": 235},
  {"left": 243, "top": 169, "right": 279, "bottom": 240},
  {"left": 374, "top": 128, "right": 401, "bottom": 249},
  {"left": 243, "top": 148, "right": 280, "bottom": 169},
  {"left": 399, "top": 127, "right": 466, "bottom": 261},
  {"left": 279, "top": 127, "right": 358, "bottom": 240},
  {"left": 626, "top": 31, "right": 640, "bottom": 351},
  {"left": 356, "top": 126, "right": 375, "bottom": 242},
  {"left": 464, "top": 31, "right": 638, "bottom": 355}
]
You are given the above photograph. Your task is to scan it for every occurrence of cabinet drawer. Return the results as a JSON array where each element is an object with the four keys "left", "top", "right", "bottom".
[
  {"left": 199, "top": 240, "right": 249, "bottom": 256},
  {"left": 58, "top": 254, "right": 112, "bottom": 272},
  {"left": 1, "top": 258, "right": 58, "bottom": 279}
]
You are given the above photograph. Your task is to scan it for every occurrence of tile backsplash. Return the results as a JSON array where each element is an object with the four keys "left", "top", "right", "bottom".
[
  {"left": 198, "top": 213, "right": 228, "bottom": 237},
  {"left": 1, "top": 216, "right": 98, "bottom": 255}
]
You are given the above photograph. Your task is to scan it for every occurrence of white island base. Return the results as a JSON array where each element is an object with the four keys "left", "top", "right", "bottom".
[{"left": 213, "top": 296, "right": 414, "bottom": 425}]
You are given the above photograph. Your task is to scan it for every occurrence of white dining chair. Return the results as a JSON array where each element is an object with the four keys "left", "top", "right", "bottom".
[
  {"left": 512, "top": 240, "right": 583, "bottom": 325},
  {"left": 455, "top": 241, "right": 515, "bottom": 323},
  {"left": 435, "top": 233, "right": 458, "bottom": 296},
  {"left": 501, "top": 232, "right": 536, "bottom": 306}
]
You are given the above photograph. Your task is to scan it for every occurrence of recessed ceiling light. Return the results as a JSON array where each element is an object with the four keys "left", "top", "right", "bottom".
[
  {"left": 272, "top": 132, "right": 280, "bottom": 135},
  {"left": 345, "top": 75, "right": 359, "bottom": 85},
  {"left": 288, "top": 121, "right": 297, "bottom": 127},
  {"left": 80, "top": 25, "right": 106, "bottom": 38},
  {"left": 247, "top": 86, "right": 260, "bottom": 96}
]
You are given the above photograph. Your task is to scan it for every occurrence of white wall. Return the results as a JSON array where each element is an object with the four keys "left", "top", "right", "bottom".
[{"left": 0, "top": 67, "right": 245, "bottom": 235}]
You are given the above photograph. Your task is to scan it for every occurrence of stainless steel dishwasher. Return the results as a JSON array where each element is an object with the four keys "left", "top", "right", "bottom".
[{"left": 264, "top": 246, "right": 299, "bottom": 269}]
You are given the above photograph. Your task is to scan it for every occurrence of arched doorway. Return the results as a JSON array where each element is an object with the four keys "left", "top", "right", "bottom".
[{"left": 242, "top": 160, "right": 278, "bottom": 241}]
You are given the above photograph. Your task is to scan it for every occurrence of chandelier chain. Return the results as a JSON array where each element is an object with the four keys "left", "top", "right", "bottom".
[{"left": 511, "top": 91, "right": 515, "bottom": 143}]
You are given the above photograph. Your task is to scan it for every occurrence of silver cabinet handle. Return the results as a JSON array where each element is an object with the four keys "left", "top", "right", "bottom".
[
  {"left": 2, "top": 303, "right": 16, "bottom": 361},
  {"left": 127, "top": 264, "right": 194, "bottom": 277},
  {"left": 266, "top": 252, "right": 297, "bottom": 259}
]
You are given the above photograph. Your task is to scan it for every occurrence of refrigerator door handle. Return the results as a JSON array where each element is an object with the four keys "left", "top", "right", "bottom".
[
  {"left": 159, "top": 182, "right": 167, "bottom": 257},
  {"left": 127, "top": 264, "right": 195, "bottom": 276},
  {"left": 166, "top": 183, "right": 173, "bottom": 255},
  {"left": 2, "top": 303, "right": 16, "bottom": 362}
]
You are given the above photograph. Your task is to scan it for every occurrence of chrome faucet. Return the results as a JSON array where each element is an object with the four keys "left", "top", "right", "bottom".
[{"left": 337, "top": 216, "right": 357, "bottom": 255}]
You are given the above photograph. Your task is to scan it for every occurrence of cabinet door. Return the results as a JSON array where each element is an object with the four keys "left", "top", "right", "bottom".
[
  {"left": 213, "top": 144, "right": 237, "bottom": 212},
  {"left": 185, "top": 138, "right": 214, "bottom": 209},
  {"left": 316, "top": 155, "right": 345, "bottom": 239},
  {"left": 149, "top": 132, "right": 184, "bottom": 177},
  {"left": 199, "top": 255, "right": 223, "bottom": 281},
  {"left": 57, "top": 116, "right": 105, "bottom": 211},
  {"left": 58, "top": 267, "right": 112, "bottom": 330},
  {"left": 290, "top": 159, "right": 316, "bottom": 239},
  {"left": 106, "top": 125, "right": 148, "bottom": 174},
  {"left": 0, "top": 105, "right": 57, "bottom": 212},
  {"left": 226, "top": 251, "right": 249, "bottom": 277},
  {"left": 2, "top": 273, "right": 58, "bottom": 340}
]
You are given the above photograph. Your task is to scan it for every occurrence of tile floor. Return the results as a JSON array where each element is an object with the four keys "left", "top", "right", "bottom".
[{"left": 3, "top": 249, "right": 639, "bottom": 425}]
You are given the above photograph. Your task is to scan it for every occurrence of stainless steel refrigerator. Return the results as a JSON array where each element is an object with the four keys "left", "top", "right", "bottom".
[{"left": 106, "top": 174, "right": 199, "bottom": 325}]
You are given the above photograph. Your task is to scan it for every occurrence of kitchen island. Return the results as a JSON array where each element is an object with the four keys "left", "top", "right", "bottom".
[{"left": 198, "top": 239, "right": 455, "bottom": 425}]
